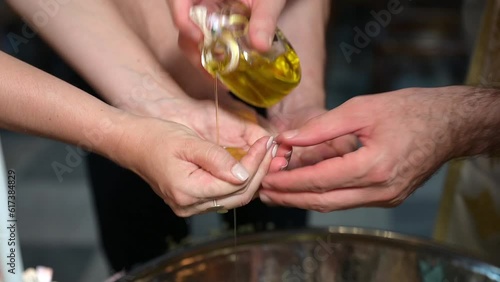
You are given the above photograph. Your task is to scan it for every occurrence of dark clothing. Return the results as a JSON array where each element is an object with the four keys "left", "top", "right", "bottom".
[{"left": 2, "top": 27, "right": 307, "bottom": 271}]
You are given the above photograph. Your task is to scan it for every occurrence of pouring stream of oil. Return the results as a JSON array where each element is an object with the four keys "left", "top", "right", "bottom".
[
  {"left": 215, "top": 74, "right": 220, "bottom": 146},
  {"left": 214, "top": 74, "right": 238, "bottom": 280}
]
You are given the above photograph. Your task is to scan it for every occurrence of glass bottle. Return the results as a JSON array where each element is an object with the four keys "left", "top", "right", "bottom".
[{"left": 190, "top": 0, "right": 301, "bottom": 108}]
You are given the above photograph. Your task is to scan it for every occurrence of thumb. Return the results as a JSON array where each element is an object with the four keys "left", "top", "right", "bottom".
[
  {"left": 178, "top": 33, "right": 203, "bottom": 68},
  {"left": 186, "top": 140, "right": 250, "bottom": 185},
  {"left": 276, "top": 106, "right": 363, "bottom": 146},
  {"left": 248, "top": 0, "right": 287, "bottom": 52},
  {"left": 168, "top": 0, "right": 203, "bottom": 43}
]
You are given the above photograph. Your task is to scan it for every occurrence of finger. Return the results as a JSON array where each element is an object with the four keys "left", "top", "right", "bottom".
[
  {"left": 268, "top": 144, "right": 292, "bottom": 172},
  {"left": 168, "top": 0, "right": 203, "bottom": 42},
  {"left": 262, "top": 147, "right": 381, "bottom": 192},
  {"left": 178, "top": 33, "right": 219, "bottom": 84},
  {"left": 268, "top": 157, "right": 288, "bottom": 173},
  {"left": 289, "top": 135, "right": 357, "bottom": 168},
  {"left": 292, "top": 146, "right": 330, "bottom": 168},
  {"left": 276, "top": 143, "right": 292, "bottom": 159},
  {"left": 219, "top": 142, "right": 275, "bottom": 209},
  {"left": 276, "top": 103, "right": 365, "bottom": 147},
  {"left": 236, "top": 142, "right": 276, "bottom": 198},
  {"left": 237, "top": 136, "right": 275, "bottom": 179},
  {"left": 327, "top": 134, "right": 360, "bottom": 156},
  {"left": 186, "top": 136, "right": 273, "bottom": 198},
  {"left": 178, "top": 33, "right": 204, "bottom": 68},
  {"left": 259, "top": 186, "right": 389, "bottom": 212},
  {"left": 184, "top": 140, "right": 249, "bottom": 185},
  {"left": 192, "top": 140, "right": 277, "bottom": 213},
  {"left": 248, "top": 0, "right": 287, "bottom": 52}
]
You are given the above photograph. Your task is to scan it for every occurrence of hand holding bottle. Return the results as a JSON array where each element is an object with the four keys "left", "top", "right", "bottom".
[
  {"left": 169, "top": 0, "right": 301, "bottom": 109},
  {"left": 167, "top": 0, "right": 287, "bottom": 52}
]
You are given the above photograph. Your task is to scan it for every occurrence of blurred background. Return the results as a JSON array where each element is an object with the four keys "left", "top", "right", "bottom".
[{"left": 0, "top": 0, "right": 484, "bottom": 281}]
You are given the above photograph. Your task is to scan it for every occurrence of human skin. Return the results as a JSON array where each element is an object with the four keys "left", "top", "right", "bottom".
[
  {"left": 168, "top": 0, "right": 358, "bottom": 168},
  {"left": 167, "top": 0, "right": 289, "bottom": 52},
  {"left": 7, "top": 0, "right": 293, "bottom": 171},
  {"left": 261, "top": 86, "right": 500, "bottom": 212},
  {"left": 263, "top": 0, "right": 358, "bottom": 168},
  {"left": 0, "top": 51, "right": 276, "bottom": 217},
  {"left": 6, "top": 0, "right": 355, "bottom": 212},
  {"left": 7, "top": 0, "right": 355, "bottom": 172}
]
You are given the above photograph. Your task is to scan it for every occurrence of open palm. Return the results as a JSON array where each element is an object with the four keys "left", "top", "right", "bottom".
[{"left": 154, "top": 96, "right": 271, "bottom": 151}]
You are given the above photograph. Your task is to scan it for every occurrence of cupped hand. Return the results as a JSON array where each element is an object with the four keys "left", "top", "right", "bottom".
[
  {"left": 116, "top": 115, "right": 277, "bottom": 217},
  {"left": 134, "top": 93, "right": 270, "bottom": 152},
  {"left": 261, "top": 88, "right": 456, "bottom": 212},
  {"left": 171, "top": 97, "right": 291, "bottom": 172},
  {"left": 112, "top": 67, "right": 289, "bottom": 183}
]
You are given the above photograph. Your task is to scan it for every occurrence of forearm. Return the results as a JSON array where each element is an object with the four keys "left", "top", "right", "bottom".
[
  {"left": 448, "top": 86, "right": 500, "bottom": 158},
  {"left": 270, "top": 0, "right": 331, "bottom": 114},
  {"left": 0, "top": 52, "right": 130, "bottom": 162},
  {"left": 6, "top": 0, "right": 187, "bottom": 110}
]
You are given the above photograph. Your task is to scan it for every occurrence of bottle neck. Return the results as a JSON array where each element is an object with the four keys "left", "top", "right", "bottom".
[
  {"left": 190, "top": 5, "right": 249, "bottom": 75},
  {"left": 202, "top": 31, "right": 240, "bottom": 75}
]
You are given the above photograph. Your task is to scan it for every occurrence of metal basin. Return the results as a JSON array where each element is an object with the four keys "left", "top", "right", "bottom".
[{"left": 117, "top": 227, "right": 500, "bottom": 282}]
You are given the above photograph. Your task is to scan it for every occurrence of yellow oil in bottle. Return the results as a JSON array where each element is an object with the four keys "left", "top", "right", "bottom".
[
  {"left": 190, "top": 3, "right": 301, "bottom": 108},
  {"left": 203, "top": 32, "right": 301, "bottom": 108}
]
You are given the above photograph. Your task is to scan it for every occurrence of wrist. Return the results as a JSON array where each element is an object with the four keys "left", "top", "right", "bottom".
[
  {"left": 86, "top": 108, "right": 138, "bottom": 165},
  {"left": 96, "top": 110, "right": 159, "bottom": 171},
  {"left": 108, "top": 66, "right": 186, "bottom": 106},
  {"left": 104, "top": 65, "right": 195, "bottom": 117},
  {"left": 443, "top": 86, "right": 500, "bottom": 158}
]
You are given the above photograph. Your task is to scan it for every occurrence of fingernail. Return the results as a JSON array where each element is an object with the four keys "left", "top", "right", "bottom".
[
  {"left": 282, "top": 130, "right": 299, "bottom": 139},
  {"left": 272, "top": 144, "right": 278, "bottom": 158},
  {"left": 231, "top": 163, "right": 249, "bottom": 181},
  {"left": 260, "top": 193, "right": 272, "bottom": 204},
  {"left": 256, "top": 30, "right": 272, "bottom": 48},
  {"left": 266, "top": 136, "right": 274, "bottom": 150},
  {"left": 280, "top": 161, "right": 289, "bottom": 171}
]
